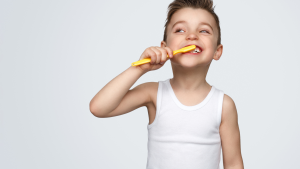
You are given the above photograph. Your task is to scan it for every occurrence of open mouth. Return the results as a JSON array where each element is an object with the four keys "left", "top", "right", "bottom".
[
  {"left": 182, "top": 46, "right": 202, "bottom": 54},
  {"left": 182, "top": 44, "right": 203, "bottom": 54},
  {"left": 187, "top": 46, "right": 202, "bottom": 53}
]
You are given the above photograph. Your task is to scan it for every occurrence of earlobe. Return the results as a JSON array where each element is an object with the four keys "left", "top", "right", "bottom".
[
  {"left": 214, "top": 44, "right": 223, "bottom": 60},
  {"left": 161, "top": 41, "right": 166, "bottom": 48}
]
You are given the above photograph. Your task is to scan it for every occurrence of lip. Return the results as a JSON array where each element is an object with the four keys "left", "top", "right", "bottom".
[{"left": 183, "top": 44, "right": 203, "bottom": 52}]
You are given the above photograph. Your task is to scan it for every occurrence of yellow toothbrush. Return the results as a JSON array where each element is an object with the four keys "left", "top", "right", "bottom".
[{"left": 131, "top": 45, "right": 196, "bottom": 66}]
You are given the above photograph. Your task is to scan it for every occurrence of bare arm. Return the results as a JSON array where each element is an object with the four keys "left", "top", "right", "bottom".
[
  {"left": 89, "top": 46, "right": 173, "bottom": 118},
  {"left": 89, "top": 66, "right": 147, "bottom": 117},
  {"left": 220, "top": 94, "right": 244, "bottom": 169}
]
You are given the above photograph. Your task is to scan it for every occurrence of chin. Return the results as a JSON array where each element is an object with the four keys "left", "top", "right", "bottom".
[
  {"left": 173, "top": 60, "right": 200, "bottom": 68},
  {"left": 173, "top": 58, "right": 212, "bottom": 68}
]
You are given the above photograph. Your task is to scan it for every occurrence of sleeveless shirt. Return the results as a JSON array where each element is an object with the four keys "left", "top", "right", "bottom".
[{"left": 146, "top": 78, "right": 225, "bottom": 169}]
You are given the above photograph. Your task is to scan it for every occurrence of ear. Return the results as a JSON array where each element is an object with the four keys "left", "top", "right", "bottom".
[
  {"left": 161, "top": 41, "right": 167, "bottom": 48},
  {"left": 213, "top": 44, "right": 223, "bottom": 60}
]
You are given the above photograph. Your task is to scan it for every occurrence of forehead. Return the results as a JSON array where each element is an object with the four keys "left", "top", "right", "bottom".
[{"left": 169, "top": 7, "right": 216, "bottom": 30}]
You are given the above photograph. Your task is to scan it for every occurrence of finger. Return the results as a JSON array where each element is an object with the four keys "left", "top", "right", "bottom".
[
  {"left": 148, "top": 48, "right": 158, "bottom": 64},
  {"left": 141, "top": 48, "right": 157, "bottom": 64},
  {"left": 150, "top": 47, "right": 162, "bottom": 64},
  {"left": 164, "top": 47, "right": 173, "bottom": 58},
  {"left": 155, "top": 47, "right": 167, "bottom": 63}
]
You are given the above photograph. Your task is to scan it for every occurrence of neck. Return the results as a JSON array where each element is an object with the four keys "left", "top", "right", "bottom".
[{"left": 170, "top": 62, "right": 211, "bottom": 91}]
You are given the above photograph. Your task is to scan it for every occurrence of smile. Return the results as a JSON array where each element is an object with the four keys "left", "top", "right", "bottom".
[
  {"left": 182, "top": 45, "right": 203, "bottom": 55},
  {"left": 183, "top": 48, "right": 202, "bottom": 55}
]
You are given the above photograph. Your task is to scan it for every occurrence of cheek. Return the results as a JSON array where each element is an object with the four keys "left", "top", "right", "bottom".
[
  {"left": 169, "top": 42, "right": 179, "bottom": 51},
  {"left": 166, "top": 37, "right": 178, "bottom": 50},
  {"left": 205, "top": 39, "right": 216, "bottom": 49}
]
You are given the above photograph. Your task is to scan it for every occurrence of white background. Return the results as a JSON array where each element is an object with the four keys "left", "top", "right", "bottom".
[{"left": 1, "top": 0, "right": 299, "bottom": 168}]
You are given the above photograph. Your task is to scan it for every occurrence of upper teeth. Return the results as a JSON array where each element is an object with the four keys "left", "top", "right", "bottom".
[{"left": 193, "top": 47, "right": 201, "bottom": 53}]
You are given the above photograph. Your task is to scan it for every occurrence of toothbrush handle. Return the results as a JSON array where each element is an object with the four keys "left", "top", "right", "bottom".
[
  {"left": 131, "top": 51, "right": 179, "bottom": 67},
  {"left": 131, "top": 45, "right": 195, "bottom": 66},
  {"left": 131, "top": 58, "right": 152, "bottom": 66}
]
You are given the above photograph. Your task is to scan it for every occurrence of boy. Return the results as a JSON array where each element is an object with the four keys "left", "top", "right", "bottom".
[{"left": 90, "top": 0, "right": 244, "bottom": 168}]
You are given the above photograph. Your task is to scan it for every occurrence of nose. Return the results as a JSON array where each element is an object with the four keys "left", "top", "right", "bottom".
[{"left": 186, "top": 32, "right": 198, "bottom": 41}]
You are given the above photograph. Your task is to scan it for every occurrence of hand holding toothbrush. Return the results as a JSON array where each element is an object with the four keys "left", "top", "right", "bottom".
[
  {"left": 131, "top": 45, "right": 196, "bottom": 72},
  {"left": 133, "top": 46, "right": 173, "bottom": 72}
]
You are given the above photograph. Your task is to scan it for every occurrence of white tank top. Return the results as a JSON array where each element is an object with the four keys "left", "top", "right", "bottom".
[{"left": 146, "top": 78, "right": 225, "bottom": 169}]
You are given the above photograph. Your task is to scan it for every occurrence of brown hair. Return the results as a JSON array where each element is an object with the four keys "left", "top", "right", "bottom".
[{"left": 163, "top": 0, "right": 221, "bottom": 46}]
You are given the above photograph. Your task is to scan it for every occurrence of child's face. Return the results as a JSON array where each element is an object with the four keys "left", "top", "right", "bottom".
[{"left": 161, "top": 7, "right": 223, "bottom": 66}]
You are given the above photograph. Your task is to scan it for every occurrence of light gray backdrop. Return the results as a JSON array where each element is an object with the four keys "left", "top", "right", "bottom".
[{"left": 1, "top": 0, "right": 299, "bottom": 168}]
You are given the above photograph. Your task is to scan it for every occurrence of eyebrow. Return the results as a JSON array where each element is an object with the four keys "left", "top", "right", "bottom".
[{"left": 171, "top": 20, "right": 214, "bottom": 31}]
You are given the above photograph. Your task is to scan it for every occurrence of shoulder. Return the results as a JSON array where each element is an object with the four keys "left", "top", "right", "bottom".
[
  {"left": 144, "top": 81, "right": 159, "bottom": 91},
  {"left": 219, "top": 93, "right": 239, "bottom": 139},
  {"left": 146, "top": 82, "right": 159, "bottom": 103},
  {"left": 135, "top": 82, "right": 158, "bottom": 105},
  {"left": 138, "top": 81, "right": 158, "bottom": 94},
  {"left": 219, "top": 94, "right": 243, "bottom": 167},
  {"left": 221, "top": 94, "right": 238, "bottom": 125}
]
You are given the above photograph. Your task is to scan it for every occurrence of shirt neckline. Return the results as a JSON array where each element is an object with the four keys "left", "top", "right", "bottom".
[{"left": 166, "top": 78, "right": 215, "bottom": 111}]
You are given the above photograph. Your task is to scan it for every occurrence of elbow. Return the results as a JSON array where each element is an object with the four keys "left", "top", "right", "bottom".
[
  {"left": 89, "top": 102, "right": 103, "bottom": 118},
  {"left": 90, "top": 110, "right": 101, "bottom": 118},
  {"left": 90, "top": 107, "right": 104, "bottom": 118}
]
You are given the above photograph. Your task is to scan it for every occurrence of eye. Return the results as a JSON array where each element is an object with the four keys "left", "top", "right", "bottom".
[
  {"left": 175, "top": 28, "right": 184, "bottom": 33},
  {"left": 200, "top": 30, "right": 209, "bottom": 34}
]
